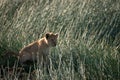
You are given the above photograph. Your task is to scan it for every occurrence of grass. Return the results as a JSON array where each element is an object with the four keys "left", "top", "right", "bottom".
[{"left": 0, "top": 0, "right": 120, "bottom": 80}]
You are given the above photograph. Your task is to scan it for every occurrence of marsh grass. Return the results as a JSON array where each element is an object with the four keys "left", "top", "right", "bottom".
[{"left": 0, "top": 0, "right": 120, "bottom": 80}]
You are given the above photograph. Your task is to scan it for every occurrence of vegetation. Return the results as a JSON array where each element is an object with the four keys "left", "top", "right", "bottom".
[{"left": 0, "top": 0, "right": 120, "bottom": 80}]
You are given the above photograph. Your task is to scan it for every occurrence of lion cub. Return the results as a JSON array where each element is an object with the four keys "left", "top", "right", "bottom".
[{"left": 19, "top": 32, "right": 58, "bottom": 66}]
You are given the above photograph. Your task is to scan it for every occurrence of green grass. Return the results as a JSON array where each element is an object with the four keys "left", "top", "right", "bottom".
[{"left": 0, "top": 0, "right": 120, "bottom": 80}]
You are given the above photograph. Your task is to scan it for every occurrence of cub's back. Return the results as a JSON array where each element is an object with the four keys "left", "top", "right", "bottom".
[{"left": 19, "top": 40, "right": 39, "bottom": 55}]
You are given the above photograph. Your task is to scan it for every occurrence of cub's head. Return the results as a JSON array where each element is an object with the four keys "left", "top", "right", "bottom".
[{"left": 45, "top": 32, "right": 58, "bottom": 47}]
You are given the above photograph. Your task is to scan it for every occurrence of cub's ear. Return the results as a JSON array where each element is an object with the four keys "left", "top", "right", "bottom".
[
  {"left": 55, "top": 33, "right": 58, "bottom": 38},
  {"left": 46, "top": 33, "right": 50, "bottom": 39}
]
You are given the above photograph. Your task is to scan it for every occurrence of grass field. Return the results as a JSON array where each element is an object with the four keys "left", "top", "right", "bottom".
[{"left": 0, "top": 0, "right": 120, "bottom": 80}]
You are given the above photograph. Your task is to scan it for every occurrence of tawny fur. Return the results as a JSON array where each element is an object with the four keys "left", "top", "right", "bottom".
[
  {"left": 3, "top": 32, "right": 58, "bottom": 67},
  {"left": 19, "top": 32, "right": 58, "bottom": 66}
]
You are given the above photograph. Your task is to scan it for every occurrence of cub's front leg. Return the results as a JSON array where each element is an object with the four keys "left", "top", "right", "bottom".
[{"left": 43, "top": 54, "right": 50, "bottom": 68}]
